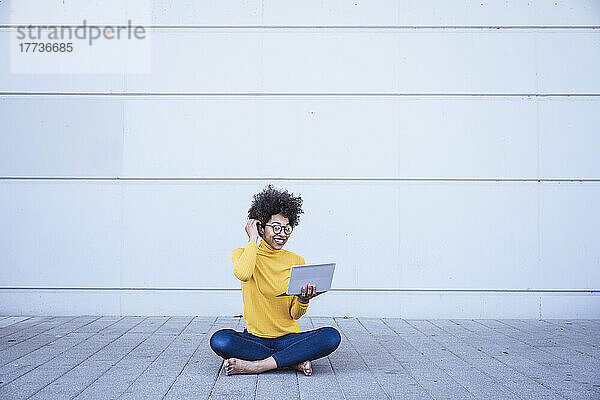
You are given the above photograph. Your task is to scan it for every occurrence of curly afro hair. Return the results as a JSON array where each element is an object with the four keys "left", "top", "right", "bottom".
[{"left": 248, "top": 184, "right": 304, "bottom": 237}]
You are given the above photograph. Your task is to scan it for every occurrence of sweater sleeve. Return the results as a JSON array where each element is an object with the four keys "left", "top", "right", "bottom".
[
  {"left": 290, "top": 296, "right": 309, "bottom": 320},
  {"left": 289, "top": 255, "right": 308, "bottom": 320},
  {"left": 232, "top": 241, "right": 258, "bottom": 282}
]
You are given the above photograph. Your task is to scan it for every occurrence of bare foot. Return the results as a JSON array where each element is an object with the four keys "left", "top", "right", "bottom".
[
  {"left": 292, "top": 360, "right": 312, "bottom": 376},
  {"left": 224, "top": 357, "right": 277, "bottom": 375},
  {"left": 224, "top": 358, "right": 258, "bottom": 375}
]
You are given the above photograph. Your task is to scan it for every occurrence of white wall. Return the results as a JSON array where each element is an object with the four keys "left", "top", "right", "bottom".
[{"left": 1, "top": 1, "right": 599, "bottom": 318}]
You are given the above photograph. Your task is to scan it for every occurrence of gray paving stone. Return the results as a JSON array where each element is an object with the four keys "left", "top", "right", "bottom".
[
  {"left": 428, "top": 319, "right": 565, "bottom": 400},
  {"left": 0, "top": 317, "right": 56, "bottom": 340},
  {"left": 74, "top": 319, "right": 176, "bottom": 399},
  {"left": 322, "top": 317, "right": 392, "bottom": 399},
  {"left": 0, "top": 317, "right": 53, "bottom": 332},
  {"left": 295, "top": 317, "right": 346, "bottom": 400},
  {"left": 449, "top": 319, "right": 598, "bottom": 400},
  {"left": 0, "top": 317, "right": 146, "bottom": 400},
  {"left": 399, "top": 319, "right": 544, "bottom": 399},
  {"left": 0, "top": 316, "right": 598, "bottom": 400}
]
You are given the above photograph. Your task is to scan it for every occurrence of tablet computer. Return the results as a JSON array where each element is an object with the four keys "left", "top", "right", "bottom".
[{"left": 275, "top": 262, "right": 336, "bottom": 297}]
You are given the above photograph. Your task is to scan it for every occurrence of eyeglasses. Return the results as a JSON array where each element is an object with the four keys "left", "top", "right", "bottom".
[{"left": 263, "top": 223, "right": 293, "bottom": 235}]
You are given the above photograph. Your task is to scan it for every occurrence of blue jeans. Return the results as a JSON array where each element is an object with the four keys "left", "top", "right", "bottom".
[{"left": 209, "top": 326, "right": 341, "bottom": 369}]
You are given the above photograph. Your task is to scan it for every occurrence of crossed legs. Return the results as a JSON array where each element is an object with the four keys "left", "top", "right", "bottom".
[{"left": 210, "top": 326, "right": 341, "bottom": 376}]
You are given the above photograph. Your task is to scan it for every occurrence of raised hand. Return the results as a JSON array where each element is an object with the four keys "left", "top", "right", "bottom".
[{"left": 245, "top": 219, "right": 260, "bottom": 243}]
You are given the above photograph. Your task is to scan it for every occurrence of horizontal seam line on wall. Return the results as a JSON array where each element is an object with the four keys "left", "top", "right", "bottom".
[
  {"left": 1, "top": 177, "right": 599, "bottom": 182},
  {"left": 1, "top": 25, "right": 599, "bottom": 29},
  {"left": 0, "top": 287, "right": 597, "bottom": 293},
  {"left": 1, "top": 93, "right": 599, "bottom": 97}
]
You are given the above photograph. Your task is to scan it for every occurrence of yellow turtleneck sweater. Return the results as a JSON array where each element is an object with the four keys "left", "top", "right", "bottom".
[{"left": 232, "top": 238, "right": 309, "bottom": 338}]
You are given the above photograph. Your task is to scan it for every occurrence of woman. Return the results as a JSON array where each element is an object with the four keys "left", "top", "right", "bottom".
[{"left": 210, "top": 184, "right": 341, "bottom": 376}]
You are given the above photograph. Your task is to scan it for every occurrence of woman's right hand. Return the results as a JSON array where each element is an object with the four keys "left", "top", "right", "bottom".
[{"left": 245, "top": 219, "right": 260, "bottom": 243}]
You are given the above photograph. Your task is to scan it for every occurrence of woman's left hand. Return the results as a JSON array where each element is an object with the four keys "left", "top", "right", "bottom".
[{"left": 297, "top": 283, "right": 323, "bottom": 304}]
